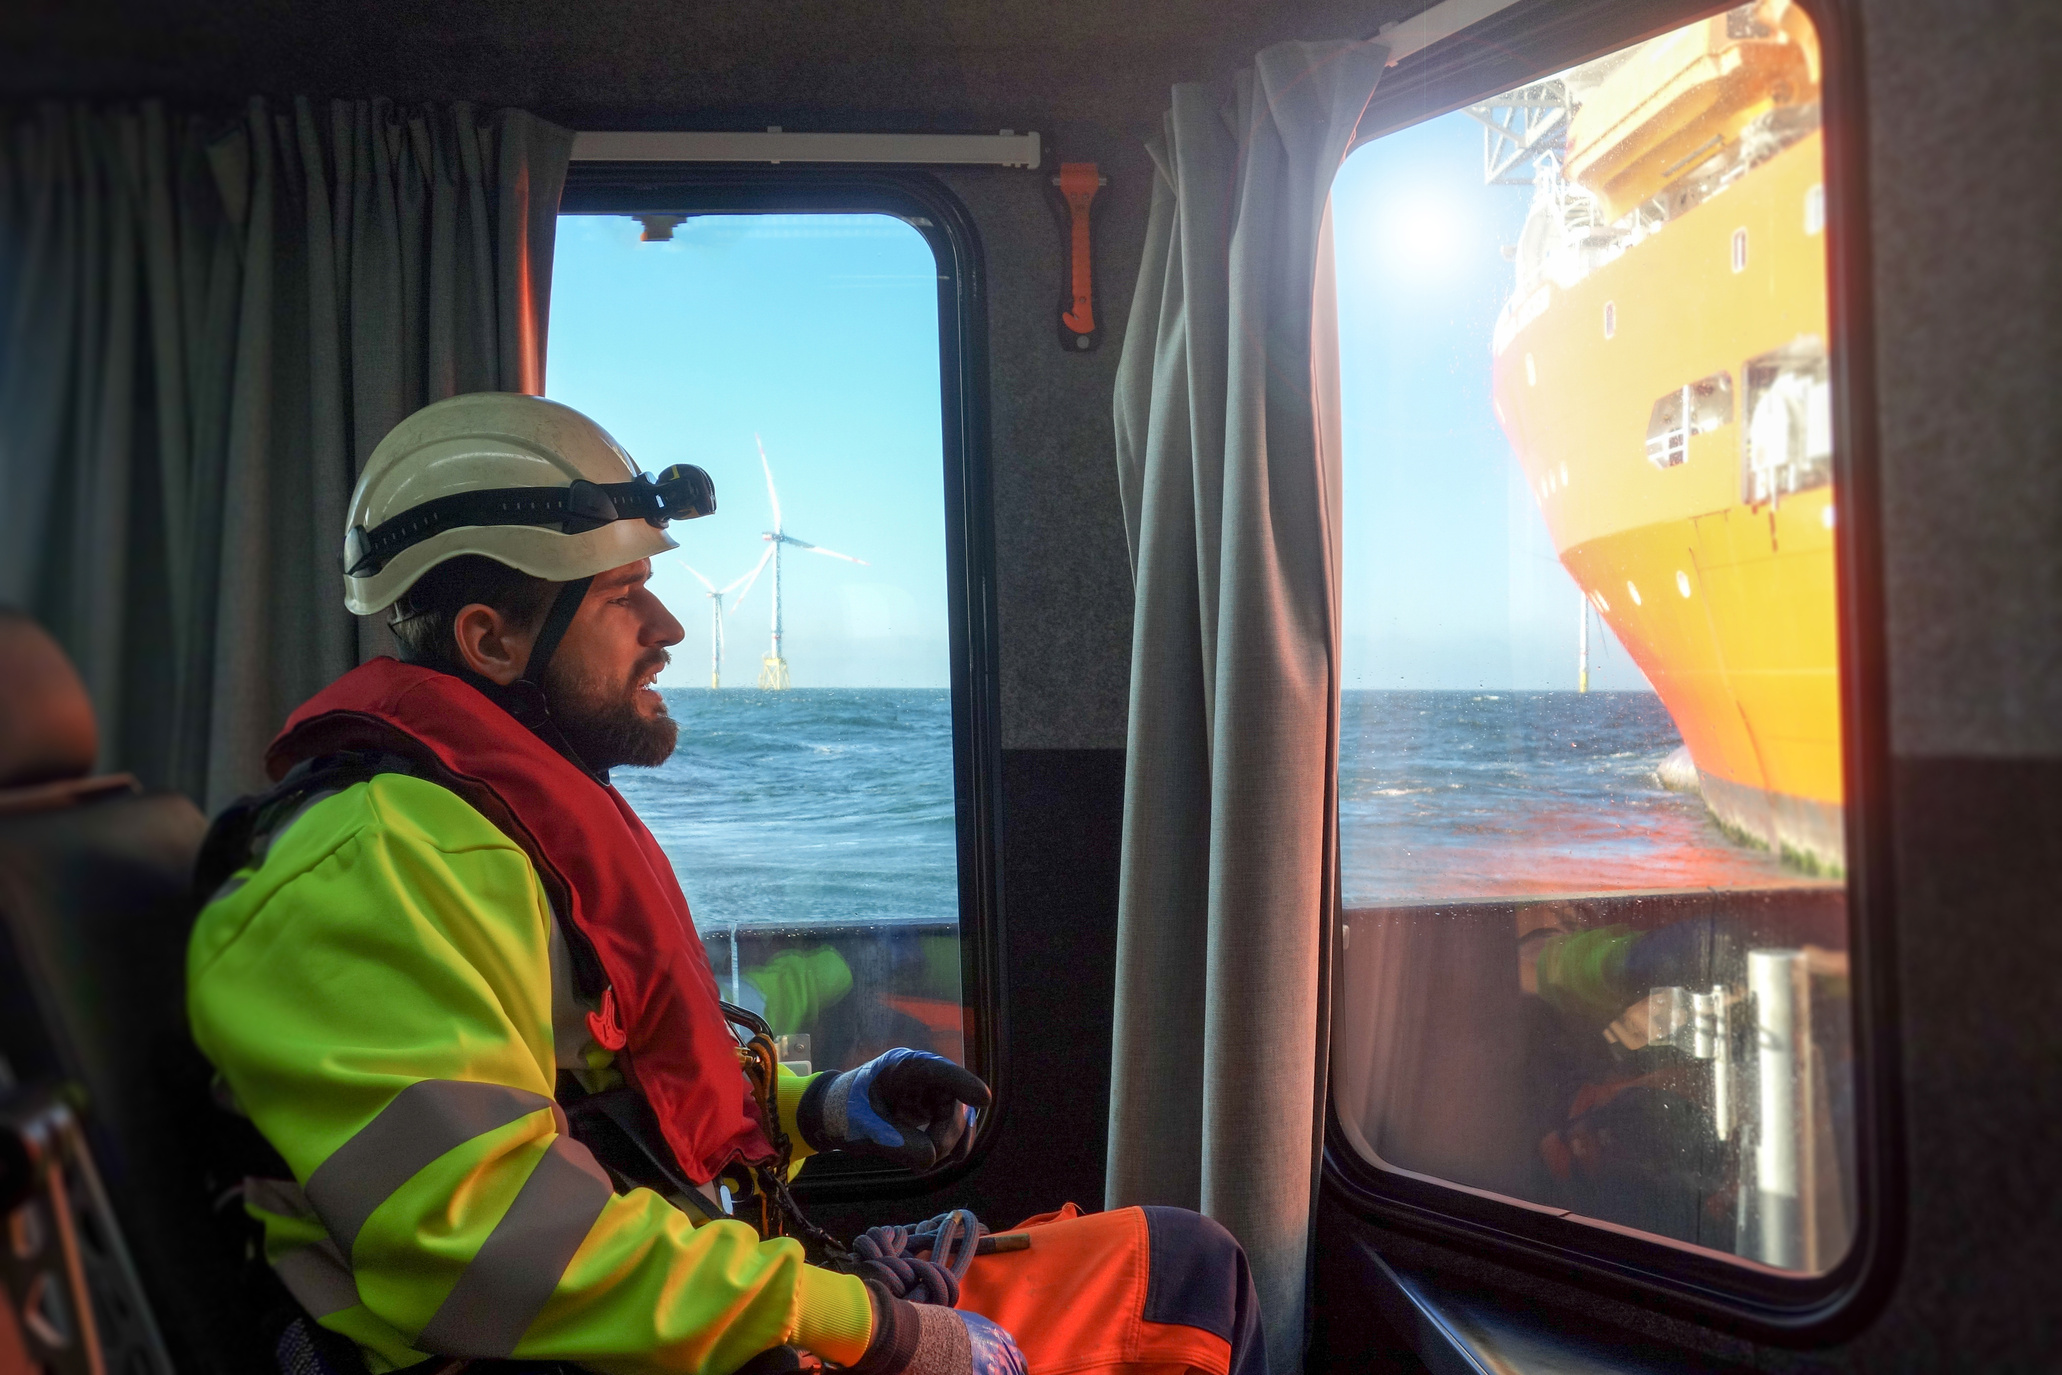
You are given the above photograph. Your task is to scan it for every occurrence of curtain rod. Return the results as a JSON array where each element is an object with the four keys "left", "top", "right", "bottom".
[
  {"left": 568, "top": 130, "right": 1042, "bottom": 167},
  {"left": 1376, "top": 0, "right": 1529, "bottom": 65}
]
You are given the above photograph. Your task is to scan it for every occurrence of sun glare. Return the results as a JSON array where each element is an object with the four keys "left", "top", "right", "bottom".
[{"left": 1384, "top": 196, "right": 1461, "bottom": 272}]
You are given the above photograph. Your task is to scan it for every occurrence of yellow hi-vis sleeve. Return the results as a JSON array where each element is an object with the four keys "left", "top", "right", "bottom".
[{"left": 188, "top": 774, "right": 871, "bottom": 1375}]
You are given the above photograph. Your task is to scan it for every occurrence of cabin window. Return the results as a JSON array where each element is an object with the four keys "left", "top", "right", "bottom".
[
  {"left": 548, "top": 209, "right": 974, "bottom": 1099},
  {"left": 1330, "top": 0, "right": 1859, "bottom": 1285}
]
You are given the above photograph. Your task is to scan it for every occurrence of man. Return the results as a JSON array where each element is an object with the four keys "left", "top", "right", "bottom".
[{"left": 189, "top": 393, "right": 1261, "bottom": 1375}]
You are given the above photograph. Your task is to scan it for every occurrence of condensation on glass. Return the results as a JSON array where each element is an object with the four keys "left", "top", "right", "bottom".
[{"left": 1332, "top": 2, "right": 1853, "bottom": 1274}]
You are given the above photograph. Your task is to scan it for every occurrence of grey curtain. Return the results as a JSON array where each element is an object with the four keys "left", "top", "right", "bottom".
[
  {"left": 1106, "top": 40, "right": 1387, "bottom": 1370},
  {"left": 0, "top": 98, "right": 571, "bottom": 811}
]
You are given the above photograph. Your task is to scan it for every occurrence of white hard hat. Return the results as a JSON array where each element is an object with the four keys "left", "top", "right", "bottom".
[{"left": 342, "top": 392, "right": 715, "bottom": 615}]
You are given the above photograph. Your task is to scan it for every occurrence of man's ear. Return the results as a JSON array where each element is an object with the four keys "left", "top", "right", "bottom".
[{"left": 452, "top": 603, "right": 534, "bottom": 685}]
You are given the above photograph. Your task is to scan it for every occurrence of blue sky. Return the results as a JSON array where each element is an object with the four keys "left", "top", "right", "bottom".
[
  {"left": 548, "top": 213, "right": 948, "bottom": 688},
  {"left": 1332, "top": 109, "right": 1651, "bottom": 691}
]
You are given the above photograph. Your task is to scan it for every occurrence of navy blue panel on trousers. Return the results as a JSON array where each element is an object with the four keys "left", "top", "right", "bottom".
[{"left": 1141, "top": 1206, "right": 1267, "bottom": 1375}]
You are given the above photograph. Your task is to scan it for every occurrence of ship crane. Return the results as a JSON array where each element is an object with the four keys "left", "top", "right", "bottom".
[
  {"left": 679, "top": 549, "right": 773, "bottom": 688},
  {"left": 1464, "top": 78, "right": 1571, "bottom": 185},
  {"left": 755, "top": 436, "right": 868, "bottom": 690}
]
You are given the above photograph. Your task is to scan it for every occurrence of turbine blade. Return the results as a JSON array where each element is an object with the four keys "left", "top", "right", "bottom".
[
  {"left": 734, "top": 544, "right": 779, "bottom": 597},
  {"left": 794, "top": 539, "right": 868, "bottom": 566},
  {"left": 756, "top": 434, "right": 783, "bottom": 533},
  {"left": 726, "top": 545, "right": 776, "bottom": 604},
  {"left": 676, "top": 559, "right": 718, "bottom": 592}
]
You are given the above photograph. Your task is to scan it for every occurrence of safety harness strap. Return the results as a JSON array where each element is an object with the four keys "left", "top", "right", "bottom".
[
  {"left": 192, "top": 750, "right": 422, "bottom": 903},
  {"left": 554, "top": 1078, "right": 728, "bottom": 1223}
]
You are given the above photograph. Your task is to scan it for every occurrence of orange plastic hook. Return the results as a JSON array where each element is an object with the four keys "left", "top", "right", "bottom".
[{"left": 1054, "top": 162, "right": 1106, "bottom": 348}]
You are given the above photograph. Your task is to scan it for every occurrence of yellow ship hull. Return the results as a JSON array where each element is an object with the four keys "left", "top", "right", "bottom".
[{"left": 1492, "top": 132, "right": 1843, "bottom": 870}]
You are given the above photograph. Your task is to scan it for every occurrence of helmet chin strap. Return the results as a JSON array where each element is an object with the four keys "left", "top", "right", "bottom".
[
  {"left": 496, "top": 575, "right": 601, "bottom": 778},
  {"left": 520, "top": 575, "right": 595, "bottom": 696}
]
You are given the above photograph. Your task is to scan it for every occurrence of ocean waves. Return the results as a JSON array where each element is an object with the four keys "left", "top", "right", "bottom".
[{"left": 616, "top": 688, "right": 957, "bottom": 928}]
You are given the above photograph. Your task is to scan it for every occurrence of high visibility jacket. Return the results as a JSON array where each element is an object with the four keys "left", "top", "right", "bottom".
[
  {"left": 188, "top": 757, "right": 872, "bottom": 1372},
  {"left": 271, "top": 657, "right": 772, "bottom": 1183}
]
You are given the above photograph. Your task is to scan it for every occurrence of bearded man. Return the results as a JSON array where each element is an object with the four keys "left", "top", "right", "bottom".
[{"left": 188, "top": 393, "right": 1261, "bottom": 1375}]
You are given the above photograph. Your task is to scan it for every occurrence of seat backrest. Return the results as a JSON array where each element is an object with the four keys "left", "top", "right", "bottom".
[
  {"left": 0, "top": 611, "right": 266, "bottom": 1372},
  {"left": 0, "top": 609, "right": 99, "bottom": 792},
  {"left": 0, "top": 788, "right": 269, "bottom": 1373}
]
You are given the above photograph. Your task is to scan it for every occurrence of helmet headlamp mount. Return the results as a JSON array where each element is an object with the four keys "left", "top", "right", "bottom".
[{"left": 344, "top": 463, "right": 716, "bottom": 580}]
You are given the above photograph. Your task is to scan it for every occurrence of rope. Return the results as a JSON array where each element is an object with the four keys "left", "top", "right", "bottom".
[
  {"left": 842, "top": 1209, "right": 989, "bottom": 1307},
  {"left": 724, "top": 1001, "right": 854, "bottom": 1261},
  {"left": 719, "top": 999, "right": 990, "bottom": 1298}
]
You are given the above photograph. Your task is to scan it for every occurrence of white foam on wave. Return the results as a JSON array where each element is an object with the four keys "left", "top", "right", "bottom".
[{"left": 1655, "top": 745, "right": 1701, "bottom": 794}]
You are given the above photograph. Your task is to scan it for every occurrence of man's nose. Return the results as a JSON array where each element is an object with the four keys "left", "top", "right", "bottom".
[{"left": 648, "top": 600, "right": 685, "bottom": 648}]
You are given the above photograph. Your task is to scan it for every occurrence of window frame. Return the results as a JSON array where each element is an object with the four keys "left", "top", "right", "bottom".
[
  {"left": 1320, "top": 0, "right": 1901, "bottom": 1342},
  {"left": 556, "top": 166, "right": 1007, "bottom": 1201}
]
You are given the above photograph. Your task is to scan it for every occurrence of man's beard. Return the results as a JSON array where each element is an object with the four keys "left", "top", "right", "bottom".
[{"left": 544, "top": 647, "right": 678, "bottom": 770}]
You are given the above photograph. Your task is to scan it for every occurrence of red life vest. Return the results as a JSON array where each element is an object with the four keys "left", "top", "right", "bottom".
[{"left": 267, "top": 656, "right": 773, "bottom": 1183}]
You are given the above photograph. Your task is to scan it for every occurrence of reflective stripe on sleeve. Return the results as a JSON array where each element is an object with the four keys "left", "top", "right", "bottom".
[
  {"left": 413, "top": 1135, "right": 615, "bottom": 1357},
  {"left": 274, "top": 1238, "right": 360, "bottom": 1319},
  {"left": 245, "top": 1175, "right": 316, "bottom": 1220},
  {"left": 305, "top": 1080, "right": 554, "bottom": 1254}
]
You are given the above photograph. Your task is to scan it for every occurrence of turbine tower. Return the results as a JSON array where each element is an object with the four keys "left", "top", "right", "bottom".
[
  {"left": 680, "top": 550, "right": 773, "bottom": 688},
  {"left": 756, "top": 436, "right": 868, "bottom": 690}
]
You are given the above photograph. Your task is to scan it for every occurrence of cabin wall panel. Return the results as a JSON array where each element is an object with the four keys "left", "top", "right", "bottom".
[
  {"left": 1867, "top": 0, "right": 2062, "bottom": 759},
  {"left": 937, "top": 153, "right": 1149, "bottom": 751},
  {"left": 1, "top": 1, "right": 1407, "bottom": 141},
  {"left": 1865, "top": 754, "right": 2062, "bottom": 1369}
]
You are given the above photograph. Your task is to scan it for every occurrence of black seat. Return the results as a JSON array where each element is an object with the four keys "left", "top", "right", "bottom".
[{"left": 0, "top": 610, "right": 260, "bottom": 1373}]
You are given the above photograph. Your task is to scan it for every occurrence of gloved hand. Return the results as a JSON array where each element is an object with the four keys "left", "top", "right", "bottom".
[
  {"left": 957, "top": 1311, "right": 1028, "bottom": 1375},
  {"left": 1623, "top": 919, "right": 1733, "bottom": 993},
  {"left": 850, "top": 1286, "right": 1026, "bottom": 1375},
  {"left": 796, "top": 1048, "right": 991, "bottom": 1170}
]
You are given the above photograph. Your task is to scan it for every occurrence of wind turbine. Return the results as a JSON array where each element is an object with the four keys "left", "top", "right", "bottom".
[
  {"left": 756, "top": 435, "right": 868, "bottom": 690},
  {"left": 679, "top": 549, "right": 773, "bottom": 688}
]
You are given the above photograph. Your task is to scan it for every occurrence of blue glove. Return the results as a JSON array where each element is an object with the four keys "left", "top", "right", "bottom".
[
  {"left": 796, "top": 1048, "right": 991, "bottom": 1170},
  {"left": 958, "top": 1311, "right": 1027, "bottom": 1375}
]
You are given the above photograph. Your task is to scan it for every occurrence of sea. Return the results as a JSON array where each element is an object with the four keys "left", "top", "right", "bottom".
[
  {"left": 617, "top": 689, "right": 960, "bottom": 929},
  {"left": 1337, "top": 690, "right": 1809, "bottom": 903},
  {"left": 613, "top": 687, "right": 1810, "bottom": 929}
]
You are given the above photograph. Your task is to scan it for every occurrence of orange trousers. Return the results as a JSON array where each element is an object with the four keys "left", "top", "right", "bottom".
[{"left": 952, "top": 1206, "right": 1262, "bottom": 1375}]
